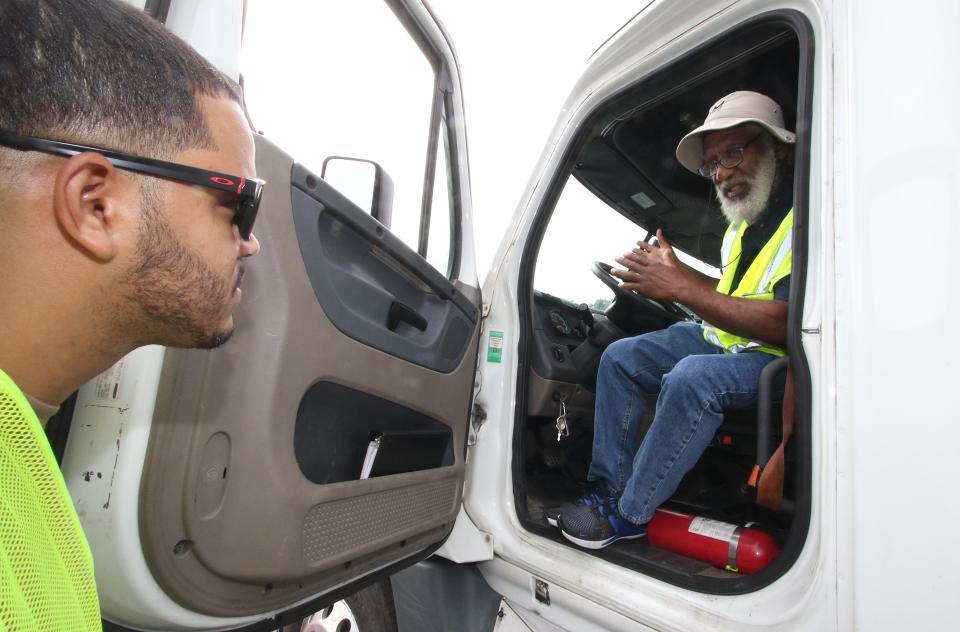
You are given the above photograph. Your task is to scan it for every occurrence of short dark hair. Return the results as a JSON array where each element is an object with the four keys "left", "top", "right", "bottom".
[{"left": 0, "top": 0, "right": 241, "bottom": 161}]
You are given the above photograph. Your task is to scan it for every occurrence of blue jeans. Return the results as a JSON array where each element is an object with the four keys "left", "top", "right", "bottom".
[{"left": 588, "top": 321, "right": 780, "bottom": 525}]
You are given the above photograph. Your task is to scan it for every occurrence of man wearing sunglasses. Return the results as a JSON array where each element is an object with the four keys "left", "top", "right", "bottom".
[
  {"left": 549, "top": 91, "right": 795, "bottom": 549},
  {"left": 0, "top": 1, "right": 261, "bottom": 629}
]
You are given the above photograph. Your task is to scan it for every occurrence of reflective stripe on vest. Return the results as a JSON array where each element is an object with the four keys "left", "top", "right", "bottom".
[
  {"left": 702, "top": 208, "right": 793, "bottom": 356},
  {"left": 0, "top": 368, "right": 102, "bottom": 631}
]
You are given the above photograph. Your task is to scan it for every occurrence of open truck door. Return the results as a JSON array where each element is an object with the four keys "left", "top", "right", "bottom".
[{"left": 56, "top": 1, "right": 480, "bottom": 629}]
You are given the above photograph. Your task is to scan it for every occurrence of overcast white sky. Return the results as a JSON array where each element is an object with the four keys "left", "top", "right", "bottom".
[
  {"left": 241, "top": 1, "right": 643, "bottom": 301},
  {"left": 425, "top": 1, "right": 641, "bottom": 273}
]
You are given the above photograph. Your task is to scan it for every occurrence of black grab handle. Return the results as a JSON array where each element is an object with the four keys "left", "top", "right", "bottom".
[
  {"left": 756, "top": 356, "right": 789, "bottom": 469},
  {"left": 387, "top": 300, "right": 428, "bottom": 332}
]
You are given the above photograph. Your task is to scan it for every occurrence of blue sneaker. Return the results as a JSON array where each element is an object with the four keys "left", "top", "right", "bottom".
[
  {"left": 542, "top": 492, "right": 603, "bottom": 528},
  {"left": 558, "top": 496, "right": 647, "bottom": 549}
]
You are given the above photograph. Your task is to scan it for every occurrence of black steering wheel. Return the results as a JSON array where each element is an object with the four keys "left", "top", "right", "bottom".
[{"left": 591, "top": 261, "right": 689, "bottom": 324}]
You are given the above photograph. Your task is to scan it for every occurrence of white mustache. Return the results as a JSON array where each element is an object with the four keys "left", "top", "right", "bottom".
[{"left": 720, "top": 178, "right": 749, "bottom": 196}]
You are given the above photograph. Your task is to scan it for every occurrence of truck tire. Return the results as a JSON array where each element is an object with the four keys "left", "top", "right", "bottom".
[{"left": 287, "top": 580, "right": 398, "bottom": 632}]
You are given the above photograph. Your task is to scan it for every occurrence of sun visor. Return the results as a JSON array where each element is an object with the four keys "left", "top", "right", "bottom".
[
  {"left": 572, "top": 137, "right": 725, "bottom": 268},
  {"left": 573, "top": 138, "right": 674, "bottom": 226}
]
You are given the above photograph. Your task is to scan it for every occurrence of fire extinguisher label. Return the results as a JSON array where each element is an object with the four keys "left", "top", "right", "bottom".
[{"left": 688, "top": 516, "right": 739, "bottom": 541}]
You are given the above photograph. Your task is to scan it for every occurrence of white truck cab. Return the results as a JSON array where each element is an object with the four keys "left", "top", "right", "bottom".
[{"left": 53, "top": 1, "right": 959, "bottom": 630}]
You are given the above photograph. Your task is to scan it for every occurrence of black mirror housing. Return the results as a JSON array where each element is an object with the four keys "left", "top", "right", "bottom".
[{"left": 321, "top": 156, "right": 394, "bottom": 229}]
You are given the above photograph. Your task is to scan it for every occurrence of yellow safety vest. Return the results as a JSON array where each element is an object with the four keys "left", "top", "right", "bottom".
[
  {"left": 0, "top": 368, "right": 101, "bottom": 631},
  {"left": 702, "top": 208, "right": 793, "bottom": 356}
]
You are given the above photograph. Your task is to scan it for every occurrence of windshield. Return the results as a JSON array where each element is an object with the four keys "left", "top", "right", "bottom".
[{"left": 534, "top": 177, "right": 719, "bottom": 308}]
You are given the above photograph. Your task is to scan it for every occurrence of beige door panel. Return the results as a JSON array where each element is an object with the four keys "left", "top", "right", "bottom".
[{"left": 138, "top": 136, "right": 479, "bottom": 616}]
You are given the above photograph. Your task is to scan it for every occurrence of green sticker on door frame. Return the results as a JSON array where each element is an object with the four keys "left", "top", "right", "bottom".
[{"left": 487, "top": 330, "right": 504, "bottom": 363}]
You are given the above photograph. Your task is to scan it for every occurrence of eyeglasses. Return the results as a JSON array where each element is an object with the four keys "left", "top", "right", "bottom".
[
  {"left": 697, "top": 132, "right": 765, "bottom": 178},
  {"left": 0, "top": 129, "right": 264, "bottom": 239}
]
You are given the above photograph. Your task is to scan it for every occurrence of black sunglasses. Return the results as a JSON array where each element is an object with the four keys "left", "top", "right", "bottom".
[{"left": 0, "top": 129, "right": 264, "bottom": 239}]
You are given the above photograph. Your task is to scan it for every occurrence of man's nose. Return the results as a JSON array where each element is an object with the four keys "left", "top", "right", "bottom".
[
  {"left": 239, "top": 232, "right": 261, "bottom": 258},
  {"left": 712, "top": 163, "right": 735, "bottom": 184}
]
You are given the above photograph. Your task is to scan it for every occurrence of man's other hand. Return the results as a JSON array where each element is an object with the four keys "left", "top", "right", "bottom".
[
  {"left": 631, "top": 229, "right": 680, "bottom": 267},
  {"left": 611, "top": 230, "right": 688, "bottom": 301}
]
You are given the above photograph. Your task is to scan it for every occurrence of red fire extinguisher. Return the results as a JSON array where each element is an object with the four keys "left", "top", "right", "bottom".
[{"left": 647, "top": 508, "right": 780, "bottom": 574}]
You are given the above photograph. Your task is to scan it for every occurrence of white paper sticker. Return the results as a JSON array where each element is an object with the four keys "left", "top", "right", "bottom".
[
  {"left": 94, "top": 359, "right": 125, "bottom": 401},
  {"left": 630, "top": 191, "right": 656, "bottom": 209},
  {"left": 688, "top": 516, "right": 738, "bottom": 541}
]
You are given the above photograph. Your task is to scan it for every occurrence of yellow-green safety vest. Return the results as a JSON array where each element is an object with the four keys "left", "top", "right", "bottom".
[
  {"left": 702, "top": 208, "right": 793, "bottom": 356},
  {"left": 0, "top": 368, "right": 101, "bottom": 631}
]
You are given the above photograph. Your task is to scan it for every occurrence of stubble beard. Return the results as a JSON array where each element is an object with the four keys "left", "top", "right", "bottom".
[
  {"left": 715, "top": 148, "right": 779, "bottom": 226},
  {"left": 121, "top": 185, "right": 239, "bottom": 350}
]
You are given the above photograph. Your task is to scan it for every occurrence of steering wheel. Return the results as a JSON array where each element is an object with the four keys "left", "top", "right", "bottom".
[{"left": 591, "top": 261, "right": 689, "bottom": 324}]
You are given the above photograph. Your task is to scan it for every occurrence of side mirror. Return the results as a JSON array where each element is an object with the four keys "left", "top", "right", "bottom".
[{"left": 321, "top": 156, "right": 394, "bottom": 229}]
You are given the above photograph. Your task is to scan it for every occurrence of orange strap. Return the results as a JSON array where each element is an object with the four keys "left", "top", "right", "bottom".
[{"left": 756, "top": 365, "right": 795, "bottom": 512}]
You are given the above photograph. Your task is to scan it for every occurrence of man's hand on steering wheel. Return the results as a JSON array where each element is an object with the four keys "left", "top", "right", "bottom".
[{"left": 612, "top": 229, "right": 690, "bottom": 302}]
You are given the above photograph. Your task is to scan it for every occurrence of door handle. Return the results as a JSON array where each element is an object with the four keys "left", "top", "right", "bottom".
[{"left": 387, "top": 300, "right": 427, "bottom": 332}]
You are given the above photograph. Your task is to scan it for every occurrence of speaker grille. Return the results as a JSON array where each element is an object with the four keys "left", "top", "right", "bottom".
[{"left": 302, "top": 479, "right": 458, "bottom": 565}]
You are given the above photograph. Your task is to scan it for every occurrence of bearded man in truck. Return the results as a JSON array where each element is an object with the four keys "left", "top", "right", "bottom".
[{"left": 550, "top": 91, "right": 795, "bottom": 549}]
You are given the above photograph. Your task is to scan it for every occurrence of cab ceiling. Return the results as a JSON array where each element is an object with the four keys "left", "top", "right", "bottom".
[{"left": 573, "top": 21, "right": 801, "bottom": 267}]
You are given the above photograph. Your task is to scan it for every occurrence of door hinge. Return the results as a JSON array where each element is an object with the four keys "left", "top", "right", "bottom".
[
  {"left": 534, "top": 579, "right": 551, "bottom": 605},
  {"left": 468, "top": 403, "right": 487, "bottom": 446}
]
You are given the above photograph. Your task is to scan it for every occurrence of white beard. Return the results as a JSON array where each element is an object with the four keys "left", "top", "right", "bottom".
[{"left": 715, "top": 150, "right": 778, "bottom": 225}]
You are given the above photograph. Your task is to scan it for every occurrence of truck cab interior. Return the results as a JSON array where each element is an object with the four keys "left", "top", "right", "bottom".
[{"left": 515, "top": 13, "right": 813, "bottom": 592}]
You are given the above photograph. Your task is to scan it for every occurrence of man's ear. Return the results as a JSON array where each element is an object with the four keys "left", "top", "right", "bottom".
[
  {"left": 776, "top": 142, "right": 793, "bottom": 164},
  {"left": 52, "top": 152, "right": 130, "bottom": 262}
]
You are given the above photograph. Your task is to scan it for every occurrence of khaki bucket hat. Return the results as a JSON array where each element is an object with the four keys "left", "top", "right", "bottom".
[{"left": 675, "top": 90, "right": 795, "bottom": 174}]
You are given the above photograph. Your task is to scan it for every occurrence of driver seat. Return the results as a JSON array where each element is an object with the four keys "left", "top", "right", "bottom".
[{"left": 666, "top": 356, "right": 794, "bottom": 519}]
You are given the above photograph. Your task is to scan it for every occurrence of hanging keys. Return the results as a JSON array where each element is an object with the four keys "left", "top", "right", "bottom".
[{"left": 555, "top": 399, "right": 569, "bottom": 442}]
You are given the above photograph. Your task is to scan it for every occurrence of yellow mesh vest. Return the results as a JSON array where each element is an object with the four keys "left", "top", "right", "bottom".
[
  {"left": 702, "top": 209, "right": 793, "bottom": 356},
  {"left": 0, "top": 368, "right": 101, "bottom": 631}
]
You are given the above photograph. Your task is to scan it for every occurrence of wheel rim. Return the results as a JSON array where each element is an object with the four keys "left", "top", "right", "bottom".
[{"left": 300, "top": 599, "right": 359, "bottom": 632}]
